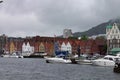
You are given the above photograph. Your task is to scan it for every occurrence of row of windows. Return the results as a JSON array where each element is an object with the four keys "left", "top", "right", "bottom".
[
  {"left": 111, "top": 29, "right": 119, "bottom": 34},
  {"left": 107, "top": 29, "right": 119, "bottom": 34},
  {"left": 109, "top": 44, "right": 120, "bottom": 48},
  {"left": 61, "top": 47, "right": 71, "bottom": 49},
  {"left": 107, "top": 25, "right": 119, "bottom": 32},
  {"left": 109, "top": 39, "right": 120, "bottom": 43},
  {"left": 109, "top": 35, "right": 120, "bottom": 39}
]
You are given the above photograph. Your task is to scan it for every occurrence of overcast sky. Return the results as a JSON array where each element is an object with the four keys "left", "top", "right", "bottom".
[{"left": 0, "top": 0, "right": 119, "bottom": 37}]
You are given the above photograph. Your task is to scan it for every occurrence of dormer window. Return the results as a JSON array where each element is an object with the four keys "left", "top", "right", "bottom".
[{"left": 113, "top": 23, "right": 117, "bottom": 27}]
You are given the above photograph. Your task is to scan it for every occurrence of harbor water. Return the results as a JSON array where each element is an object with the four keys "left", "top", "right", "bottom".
[{"left": 0, "top": 58, "right": 119, "bottom": 80}]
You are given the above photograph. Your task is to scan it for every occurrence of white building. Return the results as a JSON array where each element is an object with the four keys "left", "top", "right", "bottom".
[
  {"left": 61, "top": 42, "right": 66, "bottom": 51},
  {"left": 66, "top": 42, "right": 72, "bottom": 54},
  {"left": 22, "top": 42, "right": 34, "bottom": 56},
  {"left": 106, "top": 23, "right": 120, "bottom": 53},
  {"left": 61, "top": 42, "right": 72, "bottom": 54}
]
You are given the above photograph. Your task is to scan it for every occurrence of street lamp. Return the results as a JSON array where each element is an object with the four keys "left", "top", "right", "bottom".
[{"left": 0, "top": 1, "right": 3, "bottom": 3}]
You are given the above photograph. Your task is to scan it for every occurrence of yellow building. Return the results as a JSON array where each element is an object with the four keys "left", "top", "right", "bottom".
[
  {"left": 39, "top": 42, "right": 45, "bottom": 53},
  {"left": 10, "top": 41, "right": 15, "bottom": 54}
]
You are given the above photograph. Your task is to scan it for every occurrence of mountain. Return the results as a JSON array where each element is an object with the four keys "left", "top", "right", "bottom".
[{"left": 73, "top": 18, "right": 120, "bottom": 37}]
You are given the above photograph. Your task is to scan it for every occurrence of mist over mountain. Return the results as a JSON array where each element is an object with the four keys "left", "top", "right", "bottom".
[{"left": 73, "top": 18, "right": 120, "bottom": 37}]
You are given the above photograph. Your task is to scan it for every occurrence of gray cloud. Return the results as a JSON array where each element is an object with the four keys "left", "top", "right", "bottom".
[{"left": 0, "top": 0, "right": 120, "bottom": 37}]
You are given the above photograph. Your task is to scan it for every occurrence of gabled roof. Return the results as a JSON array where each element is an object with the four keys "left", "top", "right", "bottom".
[{"left": 61, "top": 42, "right": 66, "bottom": 47}]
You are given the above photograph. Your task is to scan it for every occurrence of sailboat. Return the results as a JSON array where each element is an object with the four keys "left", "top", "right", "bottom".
[{"left": 45, "top": 51, "right": 71, "bottom": 64}]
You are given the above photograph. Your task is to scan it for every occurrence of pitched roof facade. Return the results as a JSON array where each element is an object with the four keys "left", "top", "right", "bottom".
[
  {"left": 106, "top": 23, "right": 120, "bottom": 53},
  {"left": 4, "top": 36, "right": 106, "bottom": 55}
]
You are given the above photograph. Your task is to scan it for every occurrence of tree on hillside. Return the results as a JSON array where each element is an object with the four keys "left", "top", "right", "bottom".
[
  {"left": 81, "top": 35, "right": 88, "bottom": 40},
  {"left": 96, "top": 36, "right": 106, "bottom": 40},
  {"left": 68, "top": 36, "right": 78, "bottom": 40}
]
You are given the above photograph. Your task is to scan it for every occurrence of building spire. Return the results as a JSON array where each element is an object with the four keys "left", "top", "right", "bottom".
[{"left": 113, "top": 23, "right": 117, "bottom": 26}]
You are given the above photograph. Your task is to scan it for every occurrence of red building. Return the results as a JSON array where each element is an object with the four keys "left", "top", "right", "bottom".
[{"left": 4, "top": 36, "right": 106, "bottom": 56}]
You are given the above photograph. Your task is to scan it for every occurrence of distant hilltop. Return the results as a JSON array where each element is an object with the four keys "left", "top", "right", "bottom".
[{"left": 72, "top": 18, "right": 120, "bottom": 37}]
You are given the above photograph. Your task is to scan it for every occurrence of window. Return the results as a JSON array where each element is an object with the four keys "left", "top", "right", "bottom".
[
  {"left": 109, "top": 58, "right": 113, "bottom": 61},
  {"left": 110, "top": 39, "right": 112, "bottom": 43},
  {"left": 111, "top": 35, "right": 113, "bottom": 39},
  {"left": 112, "top": 30, "right": 114, "bottom": 34},
  {"left": 113, "top": 44, "right": 115, "bottom": 48},
  {"left": 104, "top": 57, "right": 108, "bottom": 60}
]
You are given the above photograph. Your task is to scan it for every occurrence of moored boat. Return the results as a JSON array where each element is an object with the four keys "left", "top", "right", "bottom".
[
  {"left": 23, "top": 53, "right": 47, "bottom": 58},
  {"left": 76, "top": 59, "right": 92, "bottom": 64},
  {"left": 45, "top": 57, "right": 71, "bottom": 64},
  {"left": 2, "top": 52, "right": 23, "bottom": 58},
  {"left": 71, "top": 54, "right": 94, "bottom": 64},
  {"left": 113, "top": 58, "right": 120, "bottom": 73},
  {"left": 71, "top": 58, "right": 92, "bottom": 64},
  {"left": 45, "top": 50, "right": 71, "bottom": 64},
  {"left": 91, "top": 55, "right": 119, "bottom": 66}
]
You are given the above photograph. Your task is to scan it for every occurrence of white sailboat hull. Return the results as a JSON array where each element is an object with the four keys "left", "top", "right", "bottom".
[
  {"left": 91, "top": 58, "right": 115, "bottom": 66},
  {"left": 2, "top": 55, "right": 23, "bottom": 58},
  {"left": 45, "top": 57, "right": 71, "bottom": 64},
  {"left": 77, "top": 59, "right": 92, "bottom": 65}
]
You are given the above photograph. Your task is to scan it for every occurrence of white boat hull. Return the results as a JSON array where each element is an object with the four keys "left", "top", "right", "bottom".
[
  {"left": 91, "top": 59, "right": 115, "bottom": 66},
  {"left": 45, "top": 57, "right": 71, "bottom": 64},
  {"left": 2, "top": 55, "right": 23, "bottom": 58},
  {"left": 77, "top": 59, "right": 92, "bottom": 65}
]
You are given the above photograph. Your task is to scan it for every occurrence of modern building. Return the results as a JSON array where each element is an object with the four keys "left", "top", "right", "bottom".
[{"left": 63, "top": 29, "right": 73, "bottom": 38}]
